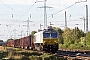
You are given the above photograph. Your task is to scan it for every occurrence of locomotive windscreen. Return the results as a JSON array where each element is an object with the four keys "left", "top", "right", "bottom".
[
  {"left": 43, "top": 33, "right": 50, "bottom": 38},
  {"left": 51, "top": 32, "right": 58, "bottom": 38},
  {"left": 43, "top": 31, "right": 58, "bottom": 38}
]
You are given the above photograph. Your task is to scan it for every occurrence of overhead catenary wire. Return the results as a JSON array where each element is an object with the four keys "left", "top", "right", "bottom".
[
  {"left": 12, "top": 1, "right": 37, "bottom": 25},
  {"left": 0, "top": 0, "right": 31, "bottom": 14},
  {"left": 48, "top": 0, "right": 87, "bottom": 18},
  {"left": 0, "top": 0, "right": 13, "bottom": 10},
  {"left": 17, "top": 3, "right": 36, "bottom": 20},
  {"left": 0, "top": 0, "right": 37, "bottom": 40},
  {"left": 34, "top": 0, "right": 87, "bottom": 25}
]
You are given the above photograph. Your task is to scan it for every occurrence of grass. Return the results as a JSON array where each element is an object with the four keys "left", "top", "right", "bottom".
[
  {"left": 0, "top": 46, "right": 67, "bottom": 60},
  {"left": 0, "top": 51, "right": 8, "bottom": 59}
]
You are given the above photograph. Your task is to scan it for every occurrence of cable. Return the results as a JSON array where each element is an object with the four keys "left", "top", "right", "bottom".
[
  {"left": 51, "top": 0, "right": 87, "bottom": 17},
  {"left": 0, "top": 0, "right": 13, "bottom": 10},
  {"left": 34, "top": 3, "right": 76, "bottom": 24},
  {"left": 0, "top": 0, "right": 31, "bottom": 13},
  {"left": 17, "top": 3, "right": 36, "bottom": 20},
  {"left": 12, "top": 1, "right": 37, "bottom": 25},
  {"left": 34, "top": 0, "right": 87, "bottom": 25}
]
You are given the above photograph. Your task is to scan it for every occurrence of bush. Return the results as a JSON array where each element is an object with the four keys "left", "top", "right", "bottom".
[
  {"left": 0, "top": 52, "right": 8, "bottom": 59},
  {"left": 21, "top": 56, "right": 30, "bottom": 60},
  {"left": 59, "top": 44, "right": 68, "bottom": 49}
]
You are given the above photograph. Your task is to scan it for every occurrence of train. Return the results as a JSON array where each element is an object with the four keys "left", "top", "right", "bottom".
[{"left": 4, "top": 26, "right": 58, "bottom": 53}]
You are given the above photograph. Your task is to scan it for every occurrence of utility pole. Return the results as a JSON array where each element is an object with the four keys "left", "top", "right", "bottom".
[
  {"left": 13, "top": 29, "right": 16, "bottom": 39},
  {"left": 65, "top": 11, "right": 67, "bottom": 29},
  {"left": 84, "top": 17, "right": 86, "bottom": 46},
  {"left": 21, "top": 30, "right": 22, "bottom": 38},
  {"left": 50, "top": 22, "right": 54, "bottom": 26},
  {"left": 40, "top": 24, "right": 43, "bottom": 30},
  {"left": 50, "top": 22, "right": 51, "bottom": 26},
  {"left": 80, "top": 17, "right": 86, "bottom": 46},
  {"left": 26, "top": 17, "right": 33, "bottom": 36},
  {"left": 83, "top": 17, "right": 85, "bottom": 33},
  {"left": 86, "top": 5, "right": 88, "bottom": 33},
  {"left": 38, "top": 0, "right": 52, "bottom": 29},
  {"left": 27, "top": 17, "right": 29, "bottom": 36},
  {"left": 44, "top": 0, "right": 47, "bottom": 29}
]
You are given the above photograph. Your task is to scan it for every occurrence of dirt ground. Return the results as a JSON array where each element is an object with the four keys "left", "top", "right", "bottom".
[{"left": 0, "top": 46, "right": 5, "bottom": 51}]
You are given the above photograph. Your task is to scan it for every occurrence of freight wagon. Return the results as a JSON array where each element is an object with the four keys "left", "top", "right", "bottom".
[
  {"left": 14, "top": 39, "right": 20, "bottom": 48},
  {"left": 7, "top": 40, "right": 14, "bottom": 47},
  {"left": 20, "top": 36, "right": 34, "bottom": 49}
]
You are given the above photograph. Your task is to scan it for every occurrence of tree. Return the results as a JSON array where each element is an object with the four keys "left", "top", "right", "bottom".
[
  {"left": 62, "top": 27, "right": 73, "bottom": 45},
  {"left": 30, "top": 31, "right": 37, "bottom": 36},
  {"left": 71, "top": 27, "right": 84, "bottom": 44},
  {"left": 57, "top": 28, "right": 64, "bottom": 44},
  {"left": 7, "top": 39, "right": 13, "bottom": 42},
  {"left": 86, "top": 31, "right": 90, "bottom": 45}
]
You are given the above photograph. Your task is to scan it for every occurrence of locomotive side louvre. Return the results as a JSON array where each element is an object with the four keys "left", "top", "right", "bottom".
[
  {"left": 34, "top": 31, "right": 43, "bottom": 43},
  {"left": 34, "top": 31, "right": 43, "bottom": 51}
]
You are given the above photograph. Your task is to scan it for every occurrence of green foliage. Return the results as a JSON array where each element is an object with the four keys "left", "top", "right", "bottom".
[
  {"left": 21, "top": 56, "right": 30, "bottom": 60},
  {"left": 86, "top": 32, "right": 90, "bottom": 45},
  {"left": 80, "top": 37, "right": 85, "bottom": 46},
  {"left": 6, "top": 39, "right": 13, "bottom": 42},
  {"left": 0, "top": 52, "right": 8, "bottom": 59},
  {"left": 72, "top": 27, "right": 84, "bottom": 40},
  {"left": 30, "top": 31, "right": 37, "bottom": 36},
  {"left": 59, "top": 44, "right": 68, "bottom": 49},
  {"left": 63, "top": 27, "right": 74, "bottom": 45},
  {"left": 20, "top": 52, "right": 42, "bottom": 57},
  {"left": 57, "top": 28, "right": 64, "bottom": 44}
]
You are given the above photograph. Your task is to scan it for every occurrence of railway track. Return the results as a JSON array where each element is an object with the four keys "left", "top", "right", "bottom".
[
  {"left": 54, "top": 49, "right": 90, "bottom": 60},
  {"left": 3, "top": 46, "right": 90, "bottom": 60}
]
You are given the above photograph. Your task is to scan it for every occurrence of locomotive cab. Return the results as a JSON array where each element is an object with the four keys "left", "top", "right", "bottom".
[{"left": 43, "top": 26, "right": 58, "bottom": 53}]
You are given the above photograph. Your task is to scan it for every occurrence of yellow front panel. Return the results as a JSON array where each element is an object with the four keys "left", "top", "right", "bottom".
[{"left": 43, "top": 38, "right": 58, "bottom": 45}]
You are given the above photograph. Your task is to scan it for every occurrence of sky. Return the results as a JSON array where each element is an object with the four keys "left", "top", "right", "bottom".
[{"left": 0, "top": 0, "right": 89, "bottom": 41}]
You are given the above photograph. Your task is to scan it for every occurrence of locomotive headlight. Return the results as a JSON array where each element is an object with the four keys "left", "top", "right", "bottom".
[
  {"left": 55, "top": 41, "right": 58, "bottom": 44},
  {"left": 43, "top": 41, "right": 46, "bottom": 44}
]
